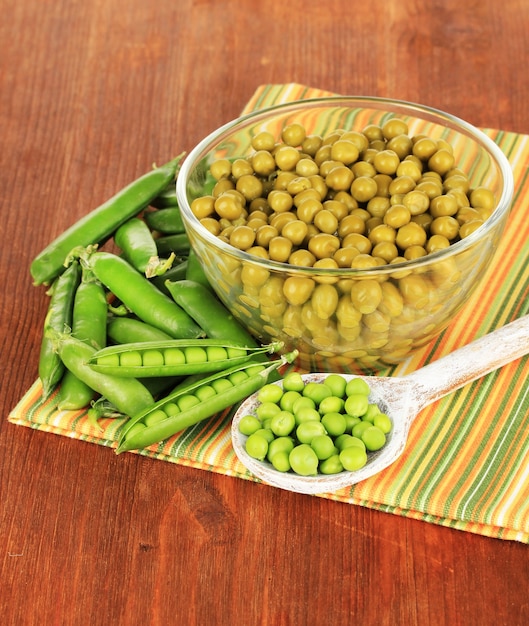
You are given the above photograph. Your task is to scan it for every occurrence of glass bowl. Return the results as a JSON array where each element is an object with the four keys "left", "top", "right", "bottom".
[{"left": 176, "top": 96, "right": 514, "bottom": 373}]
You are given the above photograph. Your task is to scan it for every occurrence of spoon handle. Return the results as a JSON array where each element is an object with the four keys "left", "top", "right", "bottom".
[{"left": 406, "top": 314, "right": 529, "bottom": 410}]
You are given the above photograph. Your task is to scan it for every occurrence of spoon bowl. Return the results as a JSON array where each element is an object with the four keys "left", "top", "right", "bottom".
[{"left": 231, "top": 315, "right": 529, "bottom": 494}]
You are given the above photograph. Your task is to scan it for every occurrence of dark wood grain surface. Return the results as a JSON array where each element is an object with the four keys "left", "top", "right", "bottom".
[{"left": 1, "top": 1, "right": 528, "bottom": 624}]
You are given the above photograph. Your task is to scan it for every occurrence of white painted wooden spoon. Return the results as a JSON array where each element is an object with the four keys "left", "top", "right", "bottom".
[{"left": 231, "top": 315, "right": 529, "bottom": 494}]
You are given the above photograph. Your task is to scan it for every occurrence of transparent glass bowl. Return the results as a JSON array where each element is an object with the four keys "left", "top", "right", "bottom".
[{"left": 176, "top": 97, "right": 514, "bottom": 373}]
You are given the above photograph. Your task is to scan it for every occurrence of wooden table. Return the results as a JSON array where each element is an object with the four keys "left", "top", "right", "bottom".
[{"left": 2, "top": 1, "right": 528, "bottom": 624}]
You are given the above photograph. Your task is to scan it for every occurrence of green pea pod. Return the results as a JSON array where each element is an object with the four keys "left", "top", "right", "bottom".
[
  {"left": 114, "top": 217, "right": 174, "bottom": 277},
  {"left": 50, "top": 331, "right": 155, "bottom": 417},
  {"left": 38, "top": 261, "right": 81, "bottom": 398},
  {"left": 165, "top": 279, "right": 258, "bottom": 346},
  {"left": 30, "top": 153, "right": 185, "bottom": 286},
  {"left": 185, "top": 248, "right": 212, "bottom": 290},
  {"left": 155, "top": 233, "right": 191, "bottom": 257},
  {"left": 69, "top": 271, "right": 108, "bottom": 350},
  {"left": 79, "top": 249, "right": 203, "bottom": 340},
  {"left": 144, "top": 208, "right": 185, "bottom": 234},
  {"left": 149, "top": 182, "right": 179, "bottom": 208},
  {"left": 107, "top": 317, "right": 173, "bottom": 344},
  {"left": 57, "top": 271, "right": 109, "bottom": 410},
  {"left": 116, "top": 350, "right": 298, "bottom": 454},
  {"left": 88, "top": 339, "right": 282, "bottom": 377},
  {"left": 140, "top": 376, "right": 183, "bottom": 398},
  {"left": 150, "top": 259, "right": 189, "bottom": 295}
]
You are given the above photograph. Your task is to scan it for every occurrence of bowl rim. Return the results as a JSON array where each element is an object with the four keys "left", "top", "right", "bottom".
[{"left": 176, "top": 95, "right": 515, "bottom": 278}]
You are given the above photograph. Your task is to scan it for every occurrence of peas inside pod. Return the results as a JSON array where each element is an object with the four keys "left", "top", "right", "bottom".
[
  {"left": 238, "top": 372, "right": 392, "bottom": 476},
  {"left": 88, "top": 339, "right": 281, "bottom": 377}
]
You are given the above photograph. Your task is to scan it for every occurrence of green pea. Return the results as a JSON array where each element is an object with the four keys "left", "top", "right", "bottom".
[
  {"left": 374, "top": 413, "right": 393, "bottom": 434},
  {"left": 339, "top": 446, "right": 368, "bottom": 471},
  {"left": 258, "top": 383, "right": 283, "bottom": 404},
  {"left": 97, "top": 353, "right": 119, "bottom": 367},
  {"left": 261, "top": 418, "right": 273, "bottom": 430},
  {"left": 238, "top": 415, "right": 262, "bottom": 436},
  {"left": 323, "top": 373, "right": 347, "bottom": 397},
  {"left": 318, "top": 395, "right": 344, "bottom": 415},
  {"left": 292, "top": 396, "right": 316, "bottom": 413},
  {"left": 185, "top": 346, "right": 208, "bottom": 363},
  {"left": 289, "top": 444, "right": 319, "bottom": 476},
  {"left": 211, "top": 378, "right": 233, "bottom": 393},
  {"left": 143, "top": 349, "right": 164, "bottom": 366},
  {"left": 195, "top": 384, "right": 216, "bottom": 401},
  {"left": 256, "top": 402, "right": 281, "bottom": 420},
  {"left": 245, "top": 433, "right": 269, "bottom": 461},
  {"left": 348, "top": 436, "right": 366, "bottom": 450},
  {"left": 345, "top": 377, "right": 371, "bottom": 396},
  {"left": 270, "top": 450, "right": 291, "bottom": 472},
  {"left": 254, "top": 428, "right": 275, "bottom": 444},
  {"left": 282, "top": 371, "right": 305, "bottom": 392},
  {"left": 125, "top": 422, "right": 147, "bottom": 440},
  {"left": 319, "top": 454, "right": 344, "bottom": 475},
  {"left": 164, "top": 347, "right": 186, "bottom": 365},
  {"left": 344, "top": 393, "right": 369, "bottom": 417},
  {"left": 270, "top": 410, "right": 296, "bottom": 437},
  {"left": 362, "top": 403, "right": 382, "bottom": 423},
  {"left": 344, "top": 415, "right": 361, "bottom": 432},
  {"left": 352, "top": 420, "right": 372, "bottom": 438},
  {"left": 245, "top": 364, "right": 266, "bottom": 377},
  {"left": 296, "top": 420, "right": 327, "bottom": 444},
  {"left": 280, "top": 390, "right": 302, "bottom": 412},
  {"left": 227, "top": 347, "right": 247, "bottom": 359},
  {"left": 335, "top": 433, "right": 363, "bottom": 451},
  {"left": 206, "top": 346, "right": 228, "bottom": 361},
  {"left": 321, "top": 412, "right": 347, "bottom": 437},
  {"left": 163, "top": 402, "right": 180, "bottom": 416},
  {"left": 267, "top": 436, "right": 295, "bottom": 461},
  {"left": 120, "top": 351, "right": 142, "bottom": 367},
  {"left": 294, "top": 406, "right": 321, "bottom": 425},
  {"left": 361, "top": 426, "right": 386, "bottom": 451},
  {"left": 310, "top": 434, "right": 336, "bottom": 460},
  {"left": 229, "top": 370, "right": 250, "bottom": 385},
  {"left": 302, "top": 382, "right": 332, "bottom": 405},
  {"left": 144, "top": 409, "right": 168, "bottom": 427},
  {"left": 177, "top": 394, "right": 201, "bottom": 411}
]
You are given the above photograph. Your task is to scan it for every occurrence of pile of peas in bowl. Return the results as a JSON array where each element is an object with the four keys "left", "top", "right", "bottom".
[{"left": 177, "top": 97, "right": 514, "bottom": 373}]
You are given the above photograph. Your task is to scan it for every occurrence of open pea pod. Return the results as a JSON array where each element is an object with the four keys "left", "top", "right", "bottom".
[
  {"left": 116, "top": 350, "right": 298, "bottom": 454},
  {"left": 88, "top": 338, "right": 283, "bottom": 378}
]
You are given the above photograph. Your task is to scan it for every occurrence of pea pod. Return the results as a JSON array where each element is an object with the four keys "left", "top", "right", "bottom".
[
  {"left": 155, "top": 233, "right": 191, "bottom": 257},
  {"left": 165, "top": 279, "right": 258, "bottom": 346},
  {"left": 38, "top": 261, "right": 81, "bottom": 398},
  {"left": 88, "top": 339, "right": 282, "bottom": 377},
  {"left": 114, "top": 217, "right": 174, "bottom": 277},
  {"left": 185, "top": 248, "right": 212, "bottom": 290},
  {"left": 57, "top": 270, "right": 109, "bottom": 410},
  {"left": 150, "top": 259, "right": 188, "bottom": 295},
  {"left": 149, "top": 182, "right": 179, "bottom": 208},
  {"left": 116, "top": 350, "right": 298, "bottom": 454},
  {"left": 107, "top": 317, "right": 173, "bottom": 344},
  {"left": 77, "top": 249, "right": 203, "bottom": 339},
  {"left": 144, "top": 208, "right": 185, "bottom": 234},
  {"left": 30, "top": 154, "right": 185, "bottom": 286},
  {"left": 50, "top": 330, "right": 155, "bottom": 417}
]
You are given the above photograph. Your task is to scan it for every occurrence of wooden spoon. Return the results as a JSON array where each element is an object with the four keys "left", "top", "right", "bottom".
[{"left": 231, "top": 315, "right": 529, "bottom": 494}]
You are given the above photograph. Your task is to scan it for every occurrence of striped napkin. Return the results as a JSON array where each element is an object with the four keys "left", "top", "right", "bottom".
[{"left": 9, "top": 84, "right": 529, "bottom": 542}]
